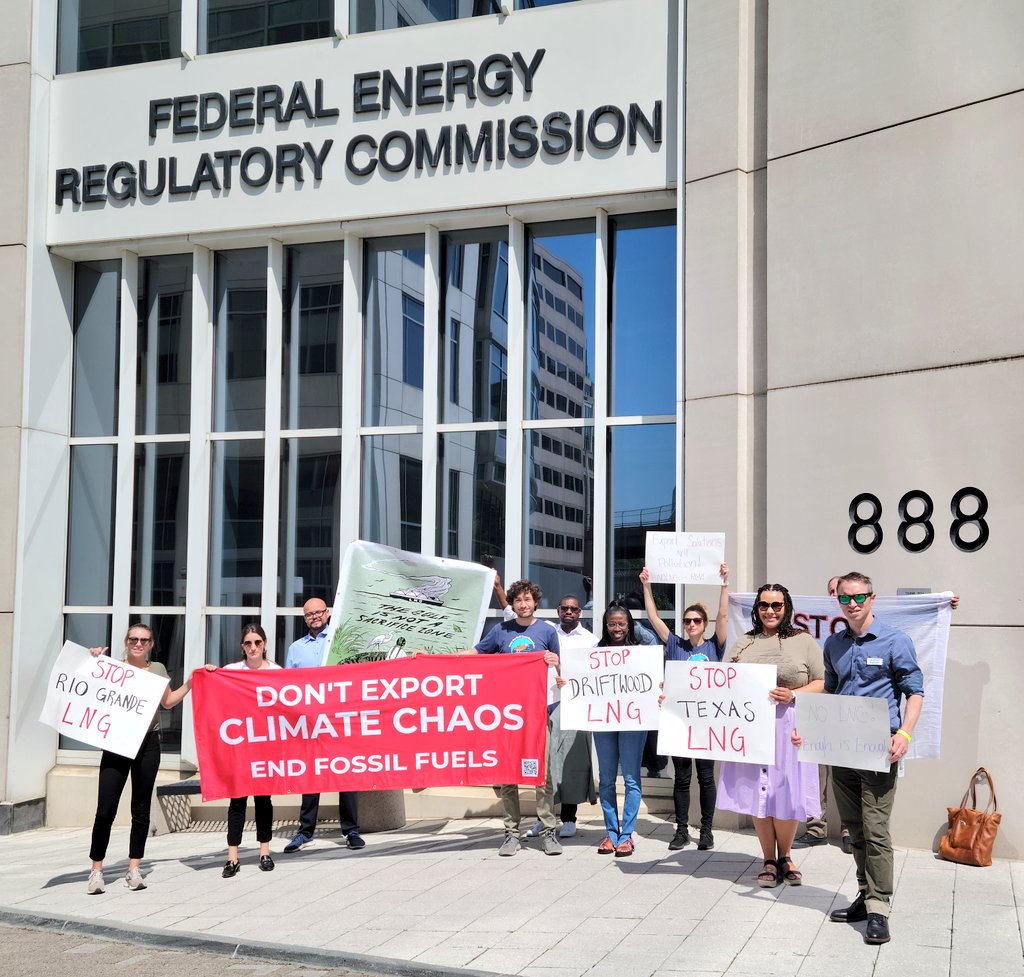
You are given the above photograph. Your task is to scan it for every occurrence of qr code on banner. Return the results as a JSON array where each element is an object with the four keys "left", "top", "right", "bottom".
[{"left": 521, "top": 758, "right": 539, "bottom": 778}]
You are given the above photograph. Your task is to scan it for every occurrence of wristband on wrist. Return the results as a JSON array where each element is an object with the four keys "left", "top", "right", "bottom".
[{"left": 897, "top": 728, "right": 911, "bottom": 742}]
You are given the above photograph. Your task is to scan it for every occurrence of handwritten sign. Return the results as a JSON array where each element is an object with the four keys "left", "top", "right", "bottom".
[
  {"left": 558, "top": 646, "right": 663, "bottom": 731},
  {"left": 324, "top": 541, "right": 495, "bottom": 665},
  {"left": 658, "top": 661, "right": 777, "bottom": 764},
  {"left": 39, "top": 642, "right": 168, "bottom": 758},
  {"left": 645, "top": 531, "right": 725, "bottom": 585},
  {"left": 796, "top": 693, "right": 891, "bottom": 772}
]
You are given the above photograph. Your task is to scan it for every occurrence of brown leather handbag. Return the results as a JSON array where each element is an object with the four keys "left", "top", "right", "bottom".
[{"left": 938, "top": 767, "right": 1001, "bottom": 867}]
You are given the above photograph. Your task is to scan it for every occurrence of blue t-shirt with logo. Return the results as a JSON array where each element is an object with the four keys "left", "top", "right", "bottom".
[
  {"left": 664, "top": 632, "right": 723, "bottom": 663},
  {"left": 476, "top": 619, "right": 561, "bottom": 656}
]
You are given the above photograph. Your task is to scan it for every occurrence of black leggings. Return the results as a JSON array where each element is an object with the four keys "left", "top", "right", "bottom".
[
  {"left": 89, "top": 729, "right": 161, "bottom": 862},
  {"left": 672, "top": 755, "right": 717, "bottom": 830},
  {"left": 227, "top": 796, "right": 273, "bottom": 846}
]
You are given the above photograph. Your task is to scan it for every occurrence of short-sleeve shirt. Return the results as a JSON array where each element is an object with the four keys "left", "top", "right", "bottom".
[
  {"left": 726, "top": 631, "right": 824, "bottom": 690},
  {"left": 665, "top": 633, "right": 724, "bottom": 663},
  {"left": 145, "top": 661, "right": 169, "bottom": 732},
  {"left": 476, "top": 619, "right": 561, "bottom": 656},
  {"left": 224, "top": 659, "right": 283, "bottom": 670}
]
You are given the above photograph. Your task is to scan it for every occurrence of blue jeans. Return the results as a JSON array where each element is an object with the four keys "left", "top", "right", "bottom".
[{"left": 593, "top": 730, "right": 646, "bottom": 846}]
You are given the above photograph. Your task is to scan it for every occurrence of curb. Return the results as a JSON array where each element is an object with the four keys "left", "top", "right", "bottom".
[{"left": 0, "top": 907, "right": 506, "bottom": 977}]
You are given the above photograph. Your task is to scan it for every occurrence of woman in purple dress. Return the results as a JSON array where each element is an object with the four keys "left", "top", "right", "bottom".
[{"left": 716, "top": 584, "right": 824, "bottom": 887}]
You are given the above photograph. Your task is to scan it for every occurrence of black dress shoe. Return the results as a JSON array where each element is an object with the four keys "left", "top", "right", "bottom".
[
  {"left": 221, "top": 860, "right": 240, "bottom": 879},
  {"left": 259, "top": 854, "right": 275, "bottom": 872},
  {"left": 346, "top": 830, "right": 366, "bottom": 850},
  {"left": 830, "top": 891, "right": 867, "bottom": 922},
  {"left": 792, "top": 832, "right": 826, "bottom": 848},
  {"left": 864, "top": 913, "right": 891, "bottom": 944}
]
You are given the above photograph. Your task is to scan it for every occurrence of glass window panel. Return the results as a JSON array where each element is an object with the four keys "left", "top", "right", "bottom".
[
  {"left": 137, "top": 254, "right": 192, "bottom": 435},
  {"left": 206, "top": 613, "right": 264, "bottom": 667},
  {"left": 209, "top": 441, "right": 265, "bottom": 605},
  {"left": 361, "top": 434, "right": 422, "bottom": 550},
  {"left": 131, "top": 443, "right": 189, "bottom": 606},
  {"left": 525, "top": 426, "right": 593, "bottom": 607},
  {"left": 527, "top": 223, "right": 594, "bottom": 422},
  {"left": 58, "top": 0, "right": 180, "bottom": 74},
  {"left": 66, "top": 445, "right": 116, "bottom": 605},
  {"left": 515, "top": 0, "right": 577, "bottom": 7},
  {"left": 441, "top": 230, "right": 509, "bottom": 423},
  {"left": 214, "top": 249, "right": 267, "bottom": 433},
  {"left": 59, "top": 614, "right": 113, "bottom": 750},
  {"left": 130, "top": 612, "right": 187, "bottom": 752},
  {"left": 277, "top": 614, "right": 307, "bottom": 659},
  {"left": 351, "top": 0, "right": 498, "bottom": 33},
  {"left": 278, "top": 436, "right": 341, "bottom": 606},
  {"left": 438, "top": 431, "right": 506, "bottom": 563},
  {"left": 207, "top": 0, "right": 331, "bottom": 54},
  {"left": 72, "top": 259, "right": 120, "bottom": 438},
  {"left": 363, "top": 237, "right": 425, "bottom": 426},
  {"left": 610, "top": 214, "right": 676, "bottom": 416},
  {"left": 283, "top": 242, "right": 343, "bottom": 430},
  {"left": 609, "top": 423, "right": 676, "bottom": 613}
]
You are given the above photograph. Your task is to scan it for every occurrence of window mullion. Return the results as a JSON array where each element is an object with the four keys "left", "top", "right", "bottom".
[
  {"left": 339, "top": 233, "right": 363, "bottom": 547},
  {"left": 419, "top": 224, "right": 441, "bottom": 553},
  {"left": 593, "top": 209, "right": 610, "bottom": 613},
  {"left": 262, "top": 240, "right": 284, "bottom": 641},
  {"left": 111, "top": 250, "right": 139, "bottom": 630},
  {"left": 181, "top": 244, "right": 214, "bottom": 766}
]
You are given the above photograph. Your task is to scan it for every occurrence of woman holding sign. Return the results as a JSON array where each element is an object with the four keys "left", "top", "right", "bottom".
[
  {"left": 718, "top": 584, "right": 824, "bottom": 887},
  {"left": 593, "top": 603, "right": 658, "bottom": 857},
  {"left": 640, "top": 563, "right": 729, "bottom": 852},
  {"left": 87, "top": 624, "right": 194, "bottom": 894},
  {"left": 211, "top": 624, "right": 282, "bottom": 878}
]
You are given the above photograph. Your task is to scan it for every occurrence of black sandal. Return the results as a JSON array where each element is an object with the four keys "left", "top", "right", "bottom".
[
  {"left": 756, "top": 859, "right": 779, "bottom": 887},
  {"left": 777, "top": 855, "right": 803, "bottom": 886}
]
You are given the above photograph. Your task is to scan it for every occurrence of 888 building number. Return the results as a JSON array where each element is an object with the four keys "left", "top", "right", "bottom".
[{"left": 848, "top": 488, "right": 989, "bottom": 554}]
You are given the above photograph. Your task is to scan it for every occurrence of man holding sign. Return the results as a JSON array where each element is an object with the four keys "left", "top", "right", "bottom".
[{"left": 823, "top": 572, "right": 924, "bottom": 946}]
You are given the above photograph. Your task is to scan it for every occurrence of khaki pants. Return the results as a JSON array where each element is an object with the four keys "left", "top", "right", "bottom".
[
  {"left": 832, "top": 763, "right": 899, "bottom": 917},
  {"left": 496, "top": 718, "right": 556, "bottom": 833}
]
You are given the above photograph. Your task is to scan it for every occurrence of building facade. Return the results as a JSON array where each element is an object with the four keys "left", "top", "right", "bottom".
[{"left": 1, "top": 0, "right": 1022, "bottom": 859}]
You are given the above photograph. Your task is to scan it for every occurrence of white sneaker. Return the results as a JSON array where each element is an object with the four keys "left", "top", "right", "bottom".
[
  {"left": 524, "top": 818, "right": 544, "bottom": 838},
  {"left": 124, "top": 867, "right": 147, "bottom": 890},
  {"left": 558, "top": 821, "right": 577, "bottom": 838},
  {"left": 87, "top": 870, "right": 105, "bottom": 894}
]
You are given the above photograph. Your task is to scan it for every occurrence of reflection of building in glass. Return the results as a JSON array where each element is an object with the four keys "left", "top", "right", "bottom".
[{"left": 527, "top": 243, "right": 595, "bottom": 598}]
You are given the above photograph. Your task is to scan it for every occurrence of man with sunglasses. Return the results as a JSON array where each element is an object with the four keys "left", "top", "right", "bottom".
[
  {"left": 283, "top": 597, "right": 365, "bottom": 854},
  {"left": 823, "top": 572, "right": 924, "bottom": 945}
]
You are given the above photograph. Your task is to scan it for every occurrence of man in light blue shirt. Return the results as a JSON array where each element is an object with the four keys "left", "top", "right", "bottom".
[
  {"left": 824, "top": 572, "right": 924, "bottom": 946},
  {"left": 283, "top": 597, "right": 364, "bottom": 853}
]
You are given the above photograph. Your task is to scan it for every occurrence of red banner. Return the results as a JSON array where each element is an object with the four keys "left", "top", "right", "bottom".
[{"left": 192, "top": 653, "right": 549, "bottom": 801}]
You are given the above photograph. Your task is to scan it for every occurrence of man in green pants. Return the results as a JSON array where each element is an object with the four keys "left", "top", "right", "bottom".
[{"left": 824, "top": 572, "right": 924, "bottom": 946}]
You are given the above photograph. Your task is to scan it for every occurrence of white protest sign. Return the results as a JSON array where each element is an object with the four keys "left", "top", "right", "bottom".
[
  {"left": 658, "top": 660, "right": 777, "bottom": 764},
  {"left": 558, "top": 646, "right": 663, "bottom": 731},
  {"left": 39, "top": 642, "right": 168, "bottom": 758},
  {"left": 796, "top": 693, "right": 891, "bottom": 773},
  {"left": 644, "top": 532, "right": 725, "bottom": 585}
]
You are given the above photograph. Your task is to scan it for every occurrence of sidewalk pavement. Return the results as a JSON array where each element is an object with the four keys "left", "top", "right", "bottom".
[{"left": 1, "top": 813, "right": 1022, "bottom": 977}]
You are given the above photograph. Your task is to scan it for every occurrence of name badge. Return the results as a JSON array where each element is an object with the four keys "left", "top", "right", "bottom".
[{"left": 866, "top": 657, "right": 884, "bottom": 666}]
